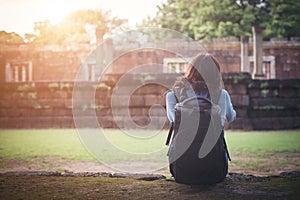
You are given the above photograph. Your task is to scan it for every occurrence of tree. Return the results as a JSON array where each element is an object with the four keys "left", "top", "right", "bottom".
[
  {"left": 30, "top": 9, "right": 127, "bottom": 45},
  {"left": 31, "top": 20, "right": 54, "bottom": 44},
  {"left": 143, "top": 0, "right": 300, "bottom": 41},
  {"left": 0, "top": 31, "right": 24, "bottom": 44},
  {"left": 263, "top": 0, "right": 300, "bottom": 39}
]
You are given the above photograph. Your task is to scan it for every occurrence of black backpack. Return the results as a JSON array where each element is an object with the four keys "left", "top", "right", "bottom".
[{"left": 166, "top": 86, "right": 231, "bottom": 185}]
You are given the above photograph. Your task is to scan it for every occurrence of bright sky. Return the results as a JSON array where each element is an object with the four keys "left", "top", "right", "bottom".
[{"left": 0, "top": 0, "right": 166, "bottom": 37}]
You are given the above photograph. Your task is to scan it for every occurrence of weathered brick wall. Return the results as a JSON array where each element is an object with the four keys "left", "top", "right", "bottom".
[
  {"left": 0, "top": 82, "right": 74, "bottom": 128},
  {"left": 0, "top": 44, "right": 88, "bottom": 82},
  {"left": 108, "top": 49, "right": 176, "bottom": 74},
  {"left": 0, "top": 73, "right": 299, "bottom": 130},
  {"left": 1, "top": 39, "right": 299, "bottom": 82},
  {"left": 263, "top": 45, "right": 300, "bottom": 79},
  {"left": 223, "top": 73, "right": 252, "bottom": 130},
  {"left": 248, "top": 79, "right": 300, "bottom": 129}
]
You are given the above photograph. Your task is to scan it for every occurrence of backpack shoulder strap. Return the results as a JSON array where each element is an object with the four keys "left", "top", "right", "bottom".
[
  {"left": 223, "top": 137, "right": 231, "bottom": 161},
  {"left": 210, "top": 89, "right": 222, "bottom": 104},
  {"left": 165, "top": 85, "right": 188, "bottom": 146},
  {"left": 173, "top": 86, "right": 188, "bottom": 103},
  {"left": 165, "top": 122, "right": 174, "bottom": 146}
]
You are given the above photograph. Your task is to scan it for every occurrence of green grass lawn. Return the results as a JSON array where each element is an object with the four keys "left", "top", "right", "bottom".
[
  {"left": 0, "top": 129, "right": 299, "bottom": 175},
  {"left": 1, "top": 129, "right": 299, "bottom": 159},
  {"left": 225, "top": 130, "right": 300, "bottom": 155},
  {"left": 0, "top": 129, "right": 93, "bottom": 161}
]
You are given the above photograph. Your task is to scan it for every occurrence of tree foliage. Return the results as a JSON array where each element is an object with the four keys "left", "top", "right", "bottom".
[
  {"left": 263, "top": 0, "right": 300, "bottom": 39},
  {"left": 0, "top": 31, "right": 24, "bottom": 44},
  {"left": 29, "top": 9, "right": 127, "bottom": 45},
  {"left": 143, "top": 0, "right": 300, "bottom": 41}
]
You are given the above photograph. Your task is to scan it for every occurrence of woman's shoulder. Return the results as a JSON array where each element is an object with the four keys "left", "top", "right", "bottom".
[
  {"left": 219, "top": 89, "right": 232, "bottom": 101},
  {"left": 166, "top": 89, "right": 174, "bottom": 95},
  {"left": 173, "top": 76, "right": 189, "bottom": 87},
  {"left": 220, "top": 89, "right": 230, "bottom": 96},
  {"left": 166, "top": 90, "right": 175, "bottom": 99}
]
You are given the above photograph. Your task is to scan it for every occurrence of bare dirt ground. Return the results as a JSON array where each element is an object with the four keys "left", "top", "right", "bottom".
[
  {"left": 1, "top": 154, "right": 299, "bottom": 200},
  {"left": 1, "top": 169, "right": 299, "bottom": 200},
  {"left": 1, "top": 151, "right": 299, "bottom": 176}
]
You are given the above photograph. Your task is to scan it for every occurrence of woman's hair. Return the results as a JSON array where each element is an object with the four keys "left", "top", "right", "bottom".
[{"left": 173, "top": 53, "right": 223, "bottom": 101}]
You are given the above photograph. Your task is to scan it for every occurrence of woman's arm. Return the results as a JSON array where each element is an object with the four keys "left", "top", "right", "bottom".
[
  {"left": 219, "top": 89, "right": 236, "bottom": 125},
  {"left": 224, "top": 90, "right": 236, "bottom": 123},
  {"left": 166, "top": 91, "right": 177, "bottom": 122}
]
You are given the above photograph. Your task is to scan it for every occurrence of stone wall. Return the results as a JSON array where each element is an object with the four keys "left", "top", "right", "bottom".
[
  {"left": 0, "top": 73, "right": 299, "bottom": 130},
  {"left": 1, "top": 38, "right": 299, "bottom": 82},
  {"left": 0, "top": 44, "right": 89, "bottom": 82},
  {"left": 247, "top": 79, "right": 300, "bottom": 129}
]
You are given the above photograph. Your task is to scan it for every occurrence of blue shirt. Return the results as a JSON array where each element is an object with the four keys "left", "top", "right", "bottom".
[{"left": 166, "top": 88, "right": 236, "bottom": 126}]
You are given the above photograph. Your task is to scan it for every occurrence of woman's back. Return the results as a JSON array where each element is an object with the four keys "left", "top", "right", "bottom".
[{"left": 165, "top": 53, "right": 236, "bottom": 185}]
